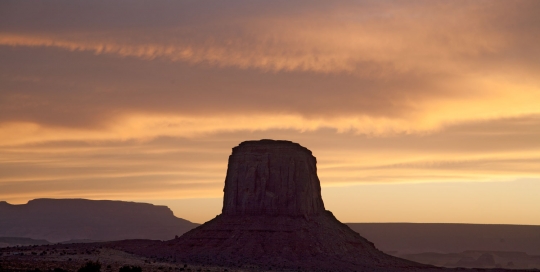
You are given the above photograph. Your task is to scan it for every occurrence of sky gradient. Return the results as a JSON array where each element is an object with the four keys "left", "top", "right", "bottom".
[{"left": 1, "top": 0, "right": 540, "bottom": 224}]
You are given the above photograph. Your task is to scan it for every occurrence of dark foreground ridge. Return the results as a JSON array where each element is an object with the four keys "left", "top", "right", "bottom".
[{"left": 124, "top": 140, "right": 435, "bottom": 271}]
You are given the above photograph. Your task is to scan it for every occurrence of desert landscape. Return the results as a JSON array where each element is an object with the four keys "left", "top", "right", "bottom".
[
  {"left": 2, "top": 141, "right": 540, "bottom": 271},
  {"left": 3, "top": 222, "right": 540, "bottom": 270}
]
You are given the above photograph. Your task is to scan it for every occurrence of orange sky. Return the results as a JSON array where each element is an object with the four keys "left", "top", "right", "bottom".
[{"left": 1, "top": 0, "right": 540, "bottom": 224}]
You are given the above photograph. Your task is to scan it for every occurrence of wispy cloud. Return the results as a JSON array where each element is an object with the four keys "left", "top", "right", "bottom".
[{"left": 1, "top": 1, "right": 535, "bottom": 74}]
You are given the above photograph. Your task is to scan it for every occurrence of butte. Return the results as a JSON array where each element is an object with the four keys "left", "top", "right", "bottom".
[{"left": 146, "top": 140, "right": 433, "bottom": 271}]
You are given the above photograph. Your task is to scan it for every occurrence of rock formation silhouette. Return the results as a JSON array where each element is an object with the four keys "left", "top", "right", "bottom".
[
  {"left": 0, "top": 199, "right": 197, "bottom": 242},
  {"left": 222, "top": 140, "right": 324, "bottom": 217},
  {"left": 144, "top": 140, "right": 433, "bottom": 271}
]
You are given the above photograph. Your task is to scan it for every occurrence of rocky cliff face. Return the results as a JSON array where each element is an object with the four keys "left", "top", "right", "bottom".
[{"left": 222, "top": 140, "right": 325, "bottom": 216}]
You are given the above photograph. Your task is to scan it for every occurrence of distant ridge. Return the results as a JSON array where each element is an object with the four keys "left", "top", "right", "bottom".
[
  {"left": 0, "top": 237, "right": 50, "bottom": 247},
  {"left": 347, "top": 223, "right": 540, "bottom": 255},
  {"left": 0, "top": 198, "right": 198, "bottom": 243}
]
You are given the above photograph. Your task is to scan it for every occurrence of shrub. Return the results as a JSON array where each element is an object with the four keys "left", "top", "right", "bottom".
[
  {"left": 118, "top": 265, "right": 142, "bottom": 272},
  {"left": 78, "top": 261, "right": 101, "bottom": 272}
]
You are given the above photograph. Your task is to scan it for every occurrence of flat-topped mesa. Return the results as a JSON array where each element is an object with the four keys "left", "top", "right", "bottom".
[
  {"left": 222, "top": 140, "right": 325, "bottom": 216},
  {"left": 144, "top": 139, "right": 429, "bottom": 271}
]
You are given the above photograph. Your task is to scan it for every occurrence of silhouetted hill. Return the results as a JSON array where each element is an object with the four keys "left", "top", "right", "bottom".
[
  {"left": 0, "top": 237, "right": 50, "bottom": 247},
  {"left": 347, "top": 223, "right": 540, "bottom": 255},
  {"left": 0, "top": 199, "right": 198, "bottom": 243}
]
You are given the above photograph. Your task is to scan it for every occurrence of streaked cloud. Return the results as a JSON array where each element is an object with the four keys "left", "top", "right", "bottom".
[
  {"left": 2, "top": 1, "right": 536, "bottom": 74},
  {"left": 2, "top": 1, "right": 540, "bottom": 136}
]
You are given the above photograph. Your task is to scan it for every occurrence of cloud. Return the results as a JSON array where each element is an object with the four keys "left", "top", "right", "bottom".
[
  {"left": 0, "top": 114, "right": 444, "bottom": 146},
  {"left": 1, "top": 1, "right": 540, "bottom": 136},
  {"left": 2, "top": 116, "right": 540, "bottom": 191},
  {"left": 0, "top": 1, "right": 528, "bottom": 74}
]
